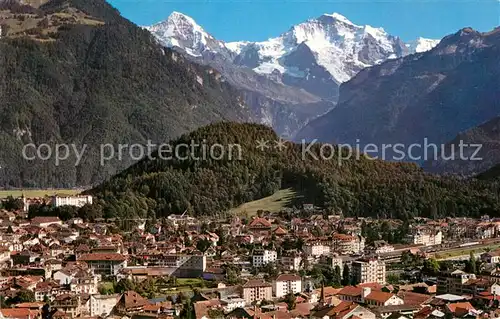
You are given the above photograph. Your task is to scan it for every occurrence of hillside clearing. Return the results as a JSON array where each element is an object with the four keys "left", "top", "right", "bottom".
[{"left": 230, "top": 188, "right": 298, "bottom": 217}]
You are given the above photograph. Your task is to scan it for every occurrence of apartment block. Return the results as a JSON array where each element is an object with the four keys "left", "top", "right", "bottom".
[
  {"left": 351, "top": 258, "right": 386, "bottom": 284},
  {"left": 274, "top": 274, "right": 302, "bottom": 298},
  {"left": 242, "top": 280, "right": 273, "bottom": 304},
  {"left": 252, "top": 249, "right": 277, "bottom": 267}
]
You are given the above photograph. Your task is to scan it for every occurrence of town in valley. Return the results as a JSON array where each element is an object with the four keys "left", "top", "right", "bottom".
[{"left": 0, "top": 194, "right": 498, "bottom": 319}]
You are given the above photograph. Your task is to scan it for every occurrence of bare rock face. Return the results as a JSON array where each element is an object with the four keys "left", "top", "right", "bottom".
[{"left": 297, "top": 27, "right": 500, "bottom": 168}]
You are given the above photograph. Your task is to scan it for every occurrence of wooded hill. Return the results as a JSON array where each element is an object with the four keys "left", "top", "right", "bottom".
[
  {"left": 89, "top": 122, "right": 500, "bottom": 220},
  {"left": 0, "top": 0, "right": 254, "bottom": 188}
]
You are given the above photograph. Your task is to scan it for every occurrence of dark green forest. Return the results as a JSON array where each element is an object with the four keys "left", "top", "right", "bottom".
[{"left": 84, "top": 122, "right": 500, "bottom": 220}]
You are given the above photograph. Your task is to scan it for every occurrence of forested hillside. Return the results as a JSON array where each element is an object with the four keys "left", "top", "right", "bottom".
[
  {"left": 0, "top": 0, "right": 254, "bottom": 188},
  {"left": 88, "top": 123, "right": 500, "bottom": 221},
  {"left": 424, "top": 116, "right": 500, "bottom": 176}
]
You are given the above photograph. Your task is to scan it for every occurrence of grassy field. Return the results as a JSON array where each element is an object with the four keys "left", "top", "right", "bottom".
[
  {"left": 230, "top": 188, "right": 298, "bottom": 217},
  {"left": 175, "top": 278, "right": 203, "bottom": 286},
  {"left": 434, "top": 243, "right": 500, "bottom": 260},
  {"left": 161, "top": 278, "right": 206, "bottom": 295},
  {"left": 0, "top": 189, "right": 82, "bottom": 199}
]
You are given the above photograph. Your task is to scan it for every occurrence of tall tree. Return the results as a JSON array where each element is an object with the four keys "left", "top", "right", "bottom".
[
  {"left": 465, "top": 252, "right": 477, "bottom": 274},
  {"left": 333, "top": 265, "right": 342, "bottom": 287},
  {"left": 284, "top": 293, "right": 296, "bottom": 310},
  {"left": 342, "top": 265, "right": 350, "bottom": 286},
  {"left": 196, "top": 239, "right": 211, "bottom": 253}
]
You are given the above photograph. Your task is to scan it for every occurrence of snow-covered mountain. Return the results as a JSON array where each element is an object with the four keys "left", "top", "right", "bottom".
[
  {"left": 229, "top": 13, "right": 410, "bottom": 84},
  {"left": 406, "top": 37, "right": 441, "bottom": 53},
  {"left": 147, "top": 12, "right": 439, "bottom": 89},
  {"left": 146, "top": 12, "right": 235, "bottom": 59},
  {"left": 145, "top": 11, "right": 439, "bottom": 137}
]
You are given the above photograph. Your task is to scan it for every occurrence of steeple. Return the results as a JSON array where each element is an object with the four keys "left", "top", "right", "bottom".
[{"left": 319, "top": 282, "right": 326, "bottom": 306}]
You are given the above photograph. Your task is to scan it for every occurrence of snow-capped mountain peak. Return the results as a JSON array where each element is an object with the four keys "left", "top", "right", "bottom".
[
  {"left": 321, "top": 12, "right": 357, "bottom": 26},
  {"left": 168, "top": 11, "right": 199, "bottom": 26},
  {"left": 146, "top": 11, "right": 229, "bottom": 58},
  {"left": 406, "top": 37, "right": 441, "bottom": 53},
  {"left": 146, "top": 11, "right": 439, "bottom": 92},
  {"left": 230, "top": 14, "right": 410, "bottom": 83}
]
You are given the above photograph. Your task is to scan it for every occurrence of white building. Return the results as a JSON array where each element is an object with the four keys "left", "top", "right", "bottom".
[
  {"left": 369, "top": 241, "right": 395, "bottom": 254},
  {"left": 303, "top": 243, "right": 330, "bottom": 257},
  {"left": 220, "top": 295, "right": 246, "bottom": 312},
  {"left": 70, "top": 275, "right": 99, "bottom": 295},
  {"left": 352, "top": 258, "right": 386, "bottom": 284},
  {"left": 331, "top": 256, "right": 343, "bottom": 271},
  {"left": 54, "top": 270, "right": 74, "bottom": 285},
  {"left": 167, "top": 212, "right": 197, "bottom": 228},
  {"left": 281, "top": 254, "right": 302, "bottom": 271},
  {"left": 491, "top": 283, "right": 500, "bottom": 296},
  {"left": 252, "top": 249, "right": 277, "bottom": 267},
  {"left": 333, "top": 234, "right": 365, "bottom": 255},
  {"left": 411, "top": 230, "right": 442, "bottom": 246},
  {"left": 52, "top": 195, "right": 93, "bottom": 208},
  {"left": 90, "top": 294, "right": 119, "bottom": 317},
  {"left": 274, "top": 274, "right": 302, "bottom": 298}
]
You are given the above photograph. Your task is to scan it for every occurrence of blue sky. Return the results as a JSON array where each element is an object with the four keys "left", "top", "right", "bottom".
[{"left": 108, "top": 0, "right": 500, "bottom": 42}]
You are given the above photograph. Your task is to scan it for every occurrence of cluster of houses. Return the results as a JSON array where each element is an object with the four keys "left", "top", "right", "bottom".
[{"left": 1, "top": 199, "right": 500, "bottom": 318}]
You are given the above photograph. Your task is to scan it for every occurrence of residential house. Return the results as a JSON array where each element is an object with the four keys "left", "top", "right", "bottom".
[
  {"left": 220, "top": 295, "right": 246, "bottom": 312},
  {"left": 481, "top": 250, "right": 500, "bottom": 264},
  {"left": 312, "top": 301, "right": 376, "bottom": 319},
  {"left": 30, "top": 217, "right": 62, "bottom": 228},
  {"left": 90, "top": 294, "right": 119, "bottom": 317},
  {"left": 361, "top": 287, "right": 404, "bottom": 307},
  {"left": 114, "top": 291, "right": 150, "bottom": 315},
  {"left": 52, "top": 294, "right": 82, "bottom": 318},
  {"left": 248, "top": 218, "right": 272, "bottom": 235},
  {"left": 11, "top": 251, "right": 39, "bottom": 265}
]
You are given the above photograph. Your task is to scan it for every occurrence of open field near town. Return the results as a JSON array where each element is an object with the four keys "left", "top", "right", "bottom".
[
  {"left": 0, "top": 189, "right": 82, "bottom": 199},
  {"left": 433, "top": 243, "right": 500, "bottom": 260},
  {"left": 175, "top": 278, "right": 204, "bottom": 287},
  {"left": 230, "top": 188, "right": 298, "bottom": 217}
]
